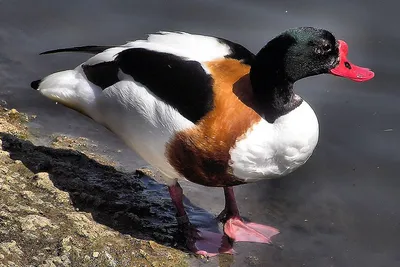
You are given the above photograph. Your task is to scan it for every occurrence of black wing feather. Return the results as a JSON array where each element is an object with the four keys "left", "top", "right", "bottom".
[
  {"left": 40, "top": 45, "right": 114, "bottom": 55},
  {"left": 216, "top": 37, "right": 256, "bottom": 65},
  {"left": 115, "top": 48, "right": 214, "bottom": 123}
]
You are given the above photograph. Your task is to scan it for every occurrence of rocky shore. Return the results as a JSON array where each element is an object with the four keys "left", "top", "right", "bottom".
[{"left": 0, "top": 107, "right": 190, "bottom": 267}]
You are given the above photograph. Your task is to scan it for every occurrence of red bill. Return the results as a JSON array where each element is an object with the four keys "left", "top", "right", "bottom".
[{"left": 330, "top": 40, "right": 374, "bottom": 82}]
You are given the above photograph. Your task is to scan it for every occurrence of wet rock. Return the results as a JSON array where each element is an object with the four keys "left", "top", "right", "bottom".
[{"left": 0, "top": 107, "right": 189, "bottom": 266}]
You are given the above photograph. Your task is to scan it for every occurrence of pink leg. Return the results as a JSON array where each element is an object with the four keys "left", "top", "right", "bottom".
[
  {"left": 168, "top": 183, "right": 233, "bottom": 256},
  {"left": 219, "top": 187, "right": 280, "bottom": 243}
]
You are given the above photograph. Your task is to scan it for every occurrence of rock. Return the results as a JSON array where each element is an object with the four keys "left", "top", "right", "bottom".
[
  {"left": 0, "top": 183, "right": 12, "bottom": 192},
  {"left": 31, "top": 172, "right": 70, "bottom": 204},
  {"left": 83, "top": 255, "right": 91, "bottom": 262},
  {"left": 104, "top": 251, "right": 117, "bottom": 267},
  {"left": 0, "top": 210, "right": 12, "bottom": 221},
  {"left": 0, "top": 107, "right": 189, "bottom": 267},
  {"left": 32, "top": 172, "right": 54, "bottom": 191},
  {"left": 4, "top": 175, "right": 16, "bottom": 185},
  {"left": 8, "top": 204, "right": 39, "bottom": 214},
  {"left": 9, "top": 109, "right": 18, "bottom": 115},
  {"left": 66, "top": 212, "right": 115, "bottom": 240},
  {"left": 5, "top": 261, "right": 18, "bottom": 267},
  {"left": 0, "top": 150, "right": 10, "bottom": 157},
  {"left": 60, "top": 236, "right": 72, "bottom": 254},
  {"left": 0, "top": 166, "right": 8, "bottom": 174},
  {"left": 10, "top": 172, "right": 20, "bottom": 179},
  {"left": 19, "top": 215, "right": 57, "bottom": 232},
  {"left": 17, "top": 183, "right": 26, "bottom": 189},
  {"left": 0, "top": 241, "right": 23, "bottom": 257},
  {"left": 40, "top": 255, "right": 71, "bottom": 267},
  {"left": 20, "top": 190, "right": 43, "bottom": 204},
  {"left": 54, "top": 190, "right": 70, "bottom": 204}
]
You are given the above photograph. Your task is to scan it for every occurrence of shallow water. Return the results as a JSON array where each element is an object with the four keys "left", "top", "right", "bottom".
[{"left": 1, "top": 0, "right": 399, "bottom": 266}]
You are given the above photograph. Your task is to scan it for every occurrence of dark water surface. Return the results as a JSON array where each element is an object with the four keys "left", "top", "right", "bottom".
[{"left": 1, "top": 1, "right": 399, "bottom": 266}]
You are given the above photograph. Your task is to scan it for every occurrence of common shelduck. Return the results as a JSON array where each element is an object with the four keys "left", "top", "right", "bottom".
[{"left": 31, "top": 27, "right": 374, "bottom": 256}]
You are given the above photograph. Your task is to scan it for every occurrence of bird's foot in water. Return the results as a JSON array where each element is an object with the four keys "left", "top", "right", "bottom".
[
  {"left": 223, "top": 216, "right": 279, "bottom": 243},
  {"left": 178, "top": 216, "right": 233, "bottom": 256}
]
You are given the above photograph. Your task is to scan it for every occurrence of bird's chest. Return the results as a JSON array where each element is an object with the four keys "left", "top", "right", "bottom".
[{"left": 229, "top": 101, "right": 319, "bottom": 182}]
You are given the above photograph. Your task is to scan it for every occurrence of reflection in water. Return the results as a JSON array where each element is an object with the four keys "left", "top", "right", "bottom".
[{"left": 0, "top": 0, "right": 399, "bottom": 266}]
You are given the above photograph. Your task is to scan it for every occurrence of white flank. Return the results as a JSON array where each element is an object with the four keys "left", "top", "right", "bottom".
[
  {"left": 229, "top": 101, "right": 320, "bottom": 182},
  {"left": 96, "top": 79, "right": 194, "bottom": 184}
]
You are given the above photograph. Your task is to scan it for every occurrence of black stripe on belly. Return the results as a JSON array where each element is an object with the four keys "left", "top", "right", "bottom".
[{"left": 115, "top": 48, "right": 214, "bottom": 123}]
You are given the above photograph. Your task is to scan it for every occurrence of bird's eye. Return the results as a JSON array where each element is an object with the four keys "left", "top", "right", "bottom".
[
  {"left": 314, "top": 43, "right": 331, "bottom": 55},
  {"left": 314, "top": 47, "right": 323, "bottom": 55},
  {"left": 323, "top": 43, "right": 332, "bottom": 52}
]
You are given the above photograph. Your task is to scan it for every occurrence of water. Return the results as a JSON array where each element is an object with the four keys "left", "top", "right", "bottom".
[{"left": 1, "top": 0, "right": 399, "bottom": 266}]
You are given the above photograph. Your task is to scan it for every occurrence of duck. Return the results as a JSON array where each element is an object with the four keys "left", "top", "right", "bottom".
[{"left": 31, "top": 27, "right": 374, "bottom": 256}]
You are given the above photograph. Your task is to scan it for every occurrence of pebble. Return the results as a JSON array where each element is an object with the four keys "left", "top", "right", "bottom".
[{"left": 104, "top": 251, "right": 117, "bottom": 267}]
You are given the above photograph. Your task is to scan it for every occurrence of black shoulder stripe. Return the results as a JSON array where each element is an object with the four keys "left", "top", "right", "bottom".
[
  {"left": 82, "top": 61, "right": 120, "bottom": 89},
  {"left": 216, "top": 37, "right": 255, "bottom": 65},
  {"left": 116, "top": 48, "right": 214, "bottom": 123}
]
